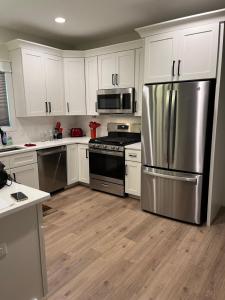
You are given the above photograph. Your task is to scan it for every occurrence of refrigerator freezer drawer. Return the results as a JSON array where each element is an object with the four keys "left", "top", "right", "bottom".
[{"left": 141, "top": 167, "right": 203, "bottom": 224}]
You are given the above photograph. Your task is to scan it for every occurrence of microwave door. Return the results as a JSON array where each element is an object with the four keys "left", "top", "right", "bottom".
[
  {"left": 97, "top": 93, "right": 121, "bottom": 113},
  {"left": 142, "top": 84, "right": 172, "bottom": 169},
  {"left": 169, "top": 81, "right": 211, "bottom": 173}
]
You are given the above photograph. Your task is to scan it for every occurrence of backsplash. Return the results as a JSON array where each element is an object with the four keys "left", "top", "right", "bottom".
[
  {"left": 74, "top": 115, "right": 141, "bottom": 137},
  {"left": 4, "top": 115, "right": 141, "bottom": 145},
  {"left": 5, "top": 116, "right": 77, "bottom": 145}
]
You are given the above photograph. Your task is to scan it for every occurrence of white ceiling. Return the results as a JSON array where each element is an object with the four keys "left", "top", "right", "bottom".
[{"left": 0, "top": 0, "right": 224, "bottom": 49}]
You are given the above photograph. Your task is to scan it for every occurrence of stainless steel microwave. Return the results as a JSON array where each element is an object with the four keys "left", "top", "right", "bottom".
[{"left": 96, "top": 88, "right": 135, "bottom": 114}]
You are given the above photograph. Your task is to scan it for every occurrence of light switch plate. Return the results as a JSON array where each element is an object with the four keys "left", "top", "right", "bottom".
[{"left": 0, "top": 243, "right": 8, "bottom": 259}]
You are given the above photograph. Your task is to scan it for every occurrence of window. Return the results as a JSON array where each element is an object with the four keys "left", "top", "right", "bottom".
[{"left": 0, "top": 72, "right": 10, "bottom": 127}]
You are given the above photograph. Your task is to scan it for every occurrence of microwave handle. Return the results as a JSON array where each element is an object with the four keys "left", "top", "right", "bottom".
[
  {"left": 134, "top": 101, "right": 137, "bottom": 113},
  {"left": 95, "top": 102, "right": 98, "bottom": 112},
  {"left": 120, "top": 93, "right": 123, "bottom": 109}
]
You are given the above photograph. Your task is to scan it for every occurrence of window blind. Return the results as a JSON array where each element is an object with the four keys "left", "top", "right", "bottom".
[{"left": 0, "top": 72, "right": 10, "bottom": 126}]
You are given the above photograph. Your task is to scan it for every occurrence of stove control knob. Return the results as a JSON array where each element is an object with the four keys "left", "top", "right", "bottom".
[
  {"left": 111, "top": 146, "right": 116, "bottom": 150},
  {"left": 102, "top": 145, "right": 107, "bottom": 149}
]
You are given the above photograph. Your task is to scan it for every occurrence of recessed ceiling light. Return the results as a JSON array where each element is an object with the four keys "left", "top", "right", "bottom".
[{"left": 55, "top": 17, "right": 66, "bottom": 24}]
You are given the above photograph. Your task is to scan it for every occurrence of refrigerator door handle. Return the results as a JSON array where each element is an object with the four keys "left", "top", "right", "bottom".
[
  {"left": 169, "top": 89, "right": 177, "bottom": 165},
  {"left": 165, "top": 89, "right": 172, "bottom": 165},
  {"left": 143, "top": 168, "right": 198, "bottom": 184}
]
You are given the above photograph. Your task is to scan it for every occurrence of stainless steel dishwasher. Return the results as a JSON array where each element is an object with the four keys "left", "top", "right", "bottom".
[{"left": 37, "top": 146, "right": 67, "bottom": 193}]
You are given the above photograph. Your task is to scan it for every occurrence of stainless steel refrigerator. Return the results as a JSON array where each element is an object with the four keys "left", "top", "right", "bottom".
[{"left": 141, "top": 80, "right": 214, "bottom": 224}]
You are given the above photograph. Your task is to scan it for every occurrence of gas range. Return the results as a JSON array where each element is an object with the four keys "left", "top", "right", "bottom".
[{"left": 89, "top": 123, "right": 141, "bottom": 197}]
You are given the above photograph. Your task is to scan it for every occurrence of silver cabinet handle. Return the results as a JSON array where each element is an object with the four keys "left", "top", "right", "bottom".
[
  {"left": 67, "top": 102, "right": 70, "bottom": 113},
  {"left": 45, "top": 101, "right": 48, "bottom": 113},
  {"left": 143, "top": 169, "right": 198, "bottom": 184},
  {"left": 178, "top": 60, "right": 181, "bottom": 76},
  {"left": 116, "top": 73, "right": 119, "bottom": 86},
  {"left": 48, "top": 102, "right": 52, "bottom": 113},
  {"left": 112, "top": 74, "right": 115, "bottom": 86},
  {"left": 13, "top": 172, "right": 16, "bottom": 182},
  {"left": 172, "top": 60, "right": 175, "bottom": 77},
  {"left": 129, "top": 154, "right": 137, "bottom": 158},
  {"left": 125, "top": 164, "right": 128, "bottom": 176},
  {"left": 86, "top": 149, "right": 89, "bottom": 158}
]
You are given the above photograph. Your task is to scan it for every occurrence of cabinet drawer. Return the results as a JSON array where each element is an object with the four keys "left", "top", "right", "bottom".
[
  {"left": 10, "top": 151, "right": 37, "bottom": 168},
  {"left": 125, "top": 149, "right": 141, "bottom": 162},
  {"left": 0, "top": 156, "right": 10, "bottom": 169}
]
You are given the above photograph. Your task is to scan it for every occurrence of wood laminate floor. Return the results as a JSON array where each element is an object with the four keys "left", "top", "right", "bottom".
[{"left": 44, "top": 186, "right": 225, "bottom": 300}]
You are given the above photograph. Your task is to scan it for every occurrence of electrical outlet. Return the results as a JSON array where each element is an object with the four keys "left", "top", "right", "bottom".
[{"left": 0, "top": 243, "right": 8, "bottom": 259}]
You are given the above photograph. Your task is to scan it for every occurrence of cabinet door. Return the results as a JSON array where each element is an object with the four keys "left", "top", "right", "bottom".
[
  {"left": 85, "top": 56, "right": 98, "bottom": 115},
  {"left": 116, "top": 50, "right": 135, "bottom": 88},
  {"left": 11, "top": 163, "right": 39, "bottom": 189},
  {"left": 67, "top": 144, "right": 78, "bottom": 185},
  {"left": 78, "top": 144, "right": 90, "bottom": 184},
  {"left": 98, "top": 53, "right": 116, "bottom": 89},
  {"left": 22, "top": 49, "right": 46, "bottom": 116},
  {"left": 64, "top": 58, "right": 86, "bottom": 115},
  {"left": 45, "top": 54, "right": 65, "bottom": 115},
  {"left": 144, "top": 32, "right": 177, "bottom": 83},
  {"left": 135, "top": 48, "right": 144, "bottom": 116},
  {"left": 125, "top": 161, "right": 141, "bottom": 196},
  {"left": 178, "top": 24, "right": 219, "bottom": 80}
]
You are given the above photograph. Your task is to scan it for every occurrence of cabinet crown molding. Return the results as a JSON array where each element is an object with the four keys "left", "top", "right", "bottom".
[
  {"left": 7, "top": 39, "right": 143, "bottom": 59},
  {"left": 135, "top": 8, "right": 225, "bottom": 38}
]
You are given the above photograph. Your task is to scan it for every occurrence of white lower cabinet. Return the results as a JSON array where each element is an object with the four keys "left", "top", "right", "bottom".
[
  {"left": 125, "top": 149, "right": 141, "bottom": 197},
  {"left": 10, "top": 163, "right": 39, "bottom": 189},
  {"left": 67, "top": 144, "right": 79, "bottom": 185},
  {"left": 1, "top": 152, "right": 39, "bottom": 189},
  {"left": 78, "top": 144, "right": 90, "bottom": 184}
]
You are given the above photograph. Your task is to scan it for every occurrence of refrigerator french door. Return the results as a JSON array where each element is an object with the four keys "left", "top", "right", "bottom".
[{"left": 141, "top": 80, "right": 212, "bottom": 224}]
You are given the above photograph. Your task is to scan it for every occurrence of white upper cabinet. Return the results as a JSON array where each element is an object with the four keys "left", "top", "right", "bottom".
[
  {"left": 144, "top": 24, "right": 219, "bottom": 83},
  {"left": 144, "top": 32, "right": 178, "bottom": 83},
  {"left": 98, "top": 50, "right": 135, "bottom": 89},
  {"left": 85, "top": 56, "right": 98, "bottom": 115},
  {"left": 45, "top": 54, "right": 65, "bottom": 115},
  {"left": 11, "top": 49, "right": 47, "bottom": 117},
  {"left": 10, "top": 48, "right": 65, "bottom": 117},
  {"left": 22, "top": 49, "right": 46, "bottom": 116},
  {"left": 64, "top": 57, "right": 86, "bottom": 115},
  {"left": 116, "top": 50, "right": 135, "bottom": 88},
  {"left": 177, "top": 24, "right": 219, "bottom": 81},
  {"left": 98, "top": 53, "right": 116, "bottom": 89}
]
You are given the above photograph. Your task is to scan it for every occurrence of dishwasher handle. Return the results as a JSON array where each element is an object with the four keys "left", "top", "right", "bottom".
[{"left": 37, "top": 146, "right": 66, "bottom": 157}]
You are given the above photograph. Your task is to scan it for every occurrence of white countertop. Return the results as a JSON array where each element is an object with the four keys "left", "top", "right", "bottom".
[
  {"left": 0, "top": 182, "right": 50, "bottom": 219},
  {"left": 0, "top": 136, "right": 90, "bottom": 158},
  {"left": 125, "top": 142, "right": 141, "bottom": 150}
]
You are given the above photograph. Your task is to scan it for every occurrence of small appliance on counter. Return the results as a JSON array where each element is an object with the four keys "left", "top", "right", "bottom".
[
  {"left": 54, "top": 121, "right": 63, "bottom": 139},
  {"left": 70, "top": 128, "right": 83, "bottom": 137}
]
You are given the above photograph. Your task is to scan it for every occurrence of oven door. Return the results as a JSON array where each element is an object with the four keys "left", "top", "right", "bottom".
[{"left": 89, "top": 149, "right": 125, "bottom": 185}]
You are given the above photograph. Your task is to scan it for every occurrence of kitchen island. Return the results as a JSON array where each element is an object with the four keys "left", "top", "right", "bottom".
[{"left": 0, "top": 182, "right": 50, "bottom": 300}]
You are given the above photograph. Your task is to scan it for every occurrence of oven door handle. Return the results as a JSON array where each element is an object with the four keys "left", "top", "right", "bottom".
[{"left": 89, "top": 148, "right": 124, "bottom": 157}]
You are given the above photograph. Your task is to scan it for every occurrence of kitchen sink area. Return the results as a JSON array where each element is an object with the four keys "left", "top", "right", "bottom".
[{"left": 0, "top": 146, "right": 24, "bottom": 153}]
